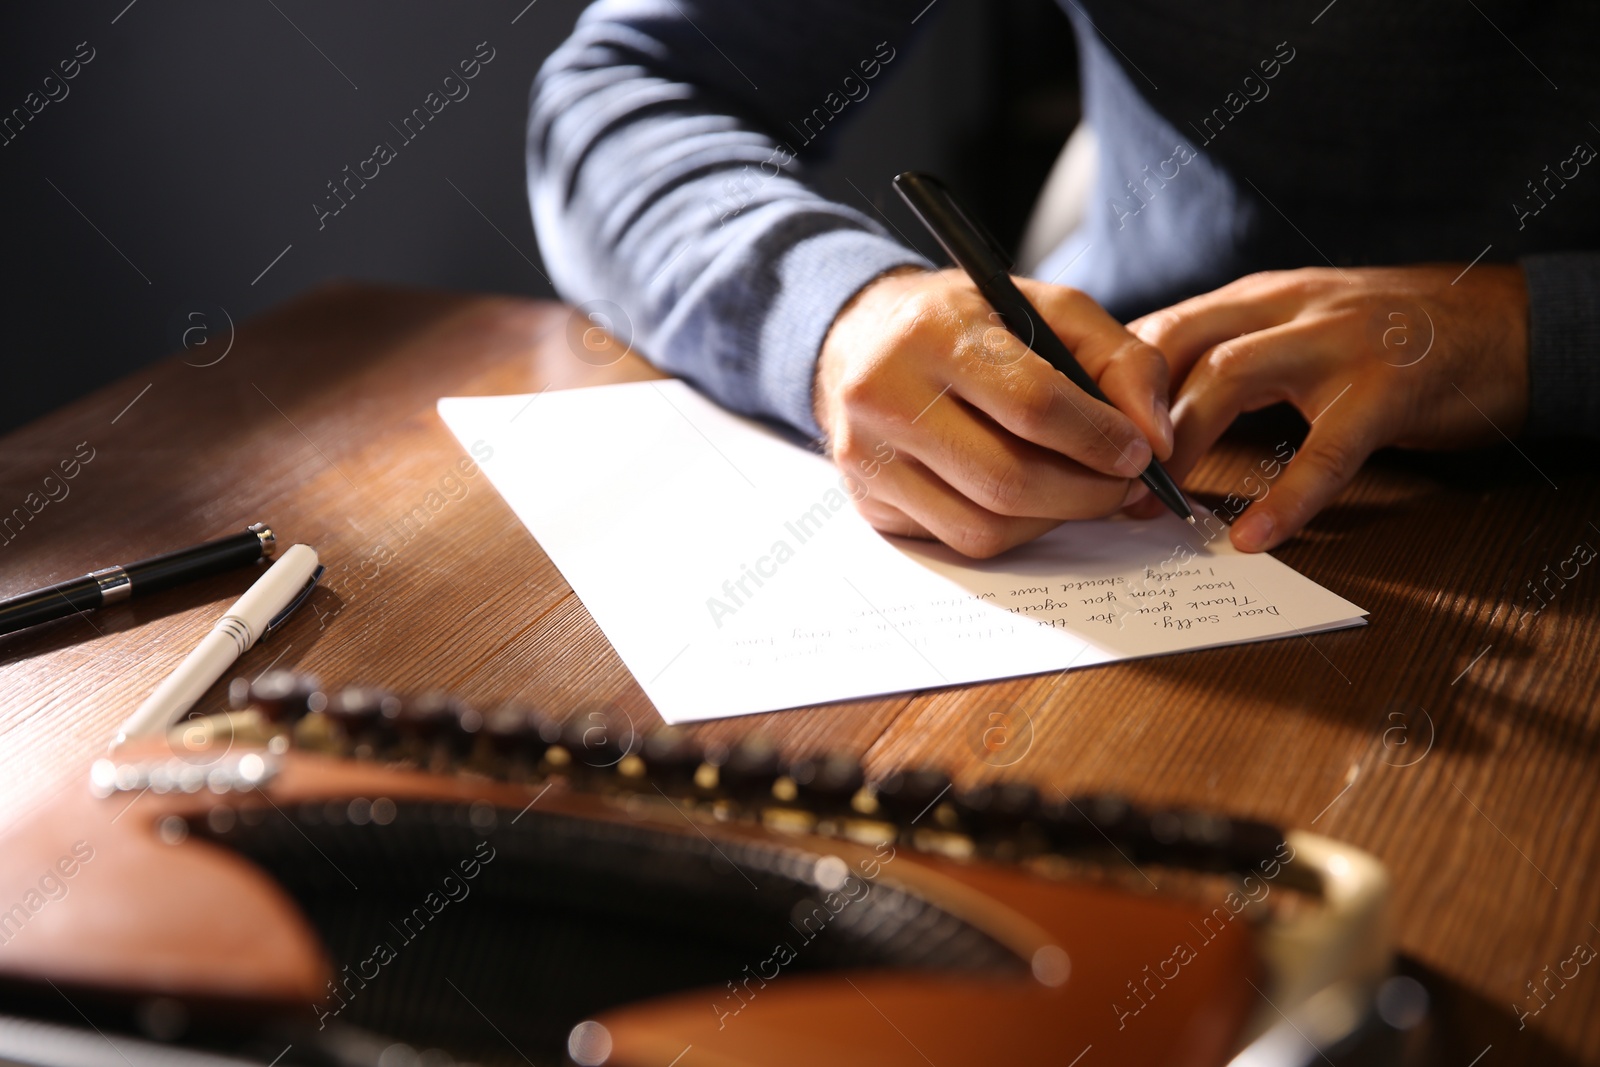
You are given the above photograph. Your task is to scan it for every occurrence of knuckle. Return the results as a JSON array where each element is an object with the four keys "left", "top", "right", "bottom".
[
  {"left": 1279, "top": 273, "right": 1319, "bottom": 301},
  {"left": 1235, "top": 269, "right": 1287, "bottom": 292},
  {"left": 1204, "top": 340, "right": 1252, "bottom": 383},
  {"left": 1007, "top": 374, "right": 1058, "bottom": 433},
  {"left": 949, "top": 519, "right": 1009, "bottom": 560},
  {"left": 830, "top": 424, "right": 869, "bottom": 465},
  {"left": 1134, "top": 309, "right": 1180, "bottom": 346},
  {"left": 1115, "top": 336, "right": 1171, "bottom": 376},
  {"left": 974, "top": 453, "right": 1030, "bottom": 514},
  {"left": 835, "top": 365, "right": 889, "bottom": 416},
  {"left": 1272, "top": 267, "right": 1336, "bottom": 301},
  {"left": 889, "top": 289, "right": 956, "bottom": 339}
]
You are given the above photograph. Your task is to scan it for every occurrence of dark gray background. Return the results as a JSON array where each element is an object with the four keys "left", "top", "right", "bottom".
[{"left": 0, "top": 1, "right": 1076, "bottom": 433}]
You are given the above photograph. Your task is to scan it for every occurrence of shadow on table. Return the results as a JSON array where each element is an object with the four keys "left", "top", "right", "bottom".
[
  {"left": 1157, "top": 417, "right": 1600, "bottom": 762},
  {"left": 0, "top": 571, "right": 339, "bottom": 678}
]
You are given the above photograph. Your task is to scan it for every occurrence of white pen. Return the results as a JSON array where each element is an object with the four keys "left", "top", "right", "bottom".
[{"left": 111, "top": 543, "right": 322, "bottom": 748}]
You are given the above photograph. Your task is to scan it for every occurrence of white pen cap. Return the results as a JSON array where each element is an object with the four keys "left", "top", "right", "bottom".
[{"left": 112, "top": 543, "right": 320, "bottom": 747}]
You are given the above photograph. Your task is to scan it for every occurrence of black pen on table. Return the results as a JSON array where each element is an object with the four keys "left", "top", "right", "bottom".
[
  {"left": 891, "top": 171, "right": 1195, "bottom": 525},
  {"left": 0, "top": 523, "right": 277, "bottom": 636}
]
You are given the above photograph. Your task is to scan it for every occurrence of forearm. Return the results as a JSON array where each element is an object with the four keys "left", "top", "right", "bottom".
[{"left": 527, "top": 0, "right": 930, "bottom": 437}]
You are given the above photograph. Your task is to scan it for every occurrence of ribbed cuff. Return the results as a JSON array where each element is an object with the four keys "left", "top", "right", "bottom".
[
  {"left": 1521, "top": 252, "right": 1600, "bottom": 440},
  {"left": 755, "top": 228, "right": 931, "bottom": 439}
]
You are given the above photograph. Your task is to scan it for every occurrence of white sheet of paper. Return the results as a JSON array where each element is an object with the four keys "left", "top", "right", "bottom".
[{"left": 439, "top": 381, "right": 1366, "bottom": 723}]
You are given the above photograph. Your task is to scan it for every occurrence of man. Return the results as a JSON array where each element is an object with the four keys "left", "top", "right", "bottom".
[{"left": 528, "top": 0, "right": 1599, "bottom": 557}]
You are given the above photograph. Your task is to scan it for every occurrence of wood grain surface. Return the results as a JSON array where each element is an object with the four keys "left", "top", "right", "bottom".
[{"left": 1, "top": 283, "right": 1596, "bottom": 1064}]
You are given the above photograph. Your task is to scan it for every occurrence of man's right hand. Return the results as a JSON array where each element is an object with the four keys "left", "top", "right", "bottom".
[{"left": 813, "top": 267, "right": 1174, "bottom": 559}]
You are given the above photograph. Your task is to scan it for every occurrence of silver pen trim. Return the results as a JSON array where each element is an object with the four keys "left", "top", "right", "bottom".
[
  {"left": 249, "top": 522, "right": 277, "bottom": 558},
  {"left": 88, "top": 565, "right": 131, "bottom": 605}
]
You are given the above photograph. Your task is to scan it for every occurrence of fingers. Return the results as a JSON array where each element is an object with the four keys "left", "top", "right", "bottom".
[
  {"left": 1165, "top": 321, "right": 1320, "bottom": 485},
  {"left": 1017, "top": 278, "right": 1174, "bottom": 457},
  {"left": 897, "top": 394, "right": 1143, "bottom": 520},
  {"left": 1157, "top": 318, "right": 1379, "bottom": 552},
  {"left": 1128, "top": 273, "right": 1306, "bottom": 387},
  {"left": 857, "top": 452, "right": 1067, "bottom": 559},
  {"left": 949, "top": 300, "right": 1168, "bottom": 478},
  {"left": 947, "top": 345, "right": 1153, "bottom": 480},
  {"left": 817, "top": 269, "right": 1178, "bottom": 559},
  {"left": 1229, "top": 409, "right": 1378, "bottom": 552}
]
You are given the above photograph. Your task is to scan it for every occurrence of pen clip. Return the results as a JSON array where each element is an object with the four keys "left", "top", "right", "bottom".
[{"left": 263, "top": 565, "right": 325, "bottom": 639}]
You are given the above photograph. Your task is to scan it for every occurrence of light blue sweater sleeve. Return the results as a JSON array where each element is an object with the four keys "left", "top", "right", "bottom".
[{"left": 527, "top": 0, "right": 932, "bottom": 439}]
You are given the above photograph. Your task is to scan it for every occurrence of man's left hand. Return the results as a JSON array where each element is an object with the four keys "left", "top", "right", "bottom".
[{"left": 1127, "top": 265, "right": 1530, "bottom": 551}]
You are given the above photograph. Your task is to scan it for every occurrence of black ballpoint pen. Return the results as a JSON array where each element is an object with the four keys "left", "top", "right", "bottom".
[
  {"left": 0, "top": 523, "right": 277, "bottom": 636},
  {"left": 892, "top": 171, "right": 1195, "bottom": 525}
]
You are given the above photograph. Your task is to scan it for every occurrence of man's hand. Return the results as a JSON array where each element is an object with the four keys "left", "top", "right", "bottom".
[
  {"left": 814, "top": 267, "right": 1173, "bottom": 558},
  {"left": 1128, "top": 265, "right": 1530, "bottom": 551}
]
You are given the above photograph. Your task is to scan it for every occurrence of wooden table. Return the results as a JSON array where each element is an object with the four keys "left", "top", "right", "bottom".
[{"left": 2, "top": 284, "right": 1597, "bottom": 1064}]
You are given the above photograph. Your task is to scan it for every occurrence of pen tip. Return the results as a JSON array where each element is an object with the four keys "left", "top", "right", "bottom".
[{"left": 1185, "top": 515, "right": 1197, "bottom": 526}]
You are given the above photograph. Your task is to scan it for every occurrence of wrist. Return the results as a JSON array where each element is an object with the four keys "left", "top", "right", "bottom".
[
  {"left": 1474, "top": 263, "right": 1531, "bottom": 437},
  {"left": 813, "top": 266, "right": 929, "bottom": 440}
]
